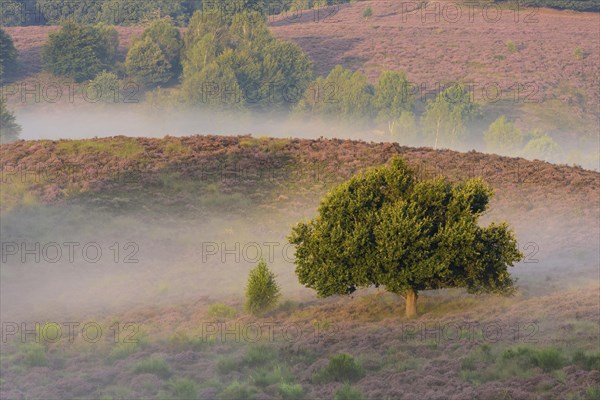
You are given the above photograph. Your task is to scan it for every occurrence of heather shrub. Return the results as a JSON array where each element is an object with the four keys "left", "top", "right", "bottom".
[
  {"left": 245, "top": 259, "right": 281, "bottom": 315},
  {"left": 313, "top": 354, "right": 365, "bottom": 383},
  {"left": 132, "top": 356, "right": 172, "bottom": 378}
]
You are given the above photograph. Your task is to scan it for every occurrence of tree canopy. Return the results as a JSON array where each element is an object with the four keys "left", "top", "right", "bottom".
[
  {"left": 179, "top": 10, "right": 313, "bottom": 112},
  {"left": 289, "top": 157, "right": 523, "bottom": 317},
  {"left": 421, "top": 83, "right": 479, "bottom": 149},
  {"left": 0, "top": 28, "right": 18, "bottom": 82},
  {"left": 0, "top": 99, "right": 21, "bottom": 143},
  {"left": 125, "top": 18, "right": 183, "bottom": 87},
  {"left": 42, "top": 21, "right": 118, "bottom": 82}
]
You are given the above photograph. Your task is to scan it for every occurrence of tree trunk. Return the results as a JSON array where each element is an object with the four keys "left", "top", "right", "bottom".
[{"left": 405, "top": 288, "right": 418, "bottom": 318}]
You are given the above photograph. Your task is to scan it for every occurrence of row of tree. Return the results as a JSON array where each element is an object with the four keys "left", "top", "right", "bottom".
[
  {"left": 0, "top": 0, "right": 354, "bottom": 27},
  {"left": 2, "top": 17, "right": 565, "bottom": 161}
]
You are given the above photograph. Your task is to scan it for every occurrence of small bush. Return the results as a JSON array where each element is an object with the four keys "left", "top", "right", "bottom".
[
  {"left": 502, "top": 346, "right": 565, "bottom": 372},
  {"left": 167, "top": 377, "right": 198, "bottom": 400},
  {"left": 244, "top": 344, "right": 278, "bottom": 367},
  {"left": 534, "top": 348, "right": 565, "bottom": 372},
  {"left": 108, "top": 342, "right": 139, "bottom": 362},
  {"left": 21, "top": 343, "right": 48, "bottom": 367},
  {"left": 574, "top": 47, "right": 585, "bottom": 60},
  {"left": 363, "top": 7, "right": 373, "bottom": 18},
  {"left": 245, "top": 259, "right": 281, "bottom": 315},
  {"left": 216, "top": 356, "right": 241, "bottom": 374},
  {"left": 251, "top": 365, "right": 293, "bottom": 388},
  {"left": 334, "top": 384, "right": 366, "bottom": 400},
  {"left": 168, "top": 331, "right": 207, "bottom": 352},
  {"left": 314, "top": 354, "right": 365, "bottom": 383},
  {"left": 506, "top": 40, "right": 517, "bottom": 53},
  {"left": 132, "top": 356, "right": 172, "bottom": 378},
  {"left": 586, "top": 386, "right": 600, "bottom": 400},
  {"left": 572, "top": 350, "right": 600, "bottom": 371},
  {"left": 217, "top": 381, "right": 256, "bottom": 400},
  {"left": 279, "top": 383, "right": 304, "bottom": 400},
  {"left": 208, "top": 303, "right": 238, "bottom": 319}
]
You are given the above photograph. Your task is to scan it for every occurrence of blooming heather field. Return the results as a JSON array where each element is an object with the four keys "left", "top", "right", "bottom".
[{"left": 270, "top": 1, "right": 600, "bottom": 134}]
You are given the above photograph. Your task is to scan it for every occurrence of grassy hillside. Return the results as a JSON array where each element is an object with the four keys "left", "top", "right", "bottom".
[{"left": 1, "top": 136, "right": 599, "bottom": 399}]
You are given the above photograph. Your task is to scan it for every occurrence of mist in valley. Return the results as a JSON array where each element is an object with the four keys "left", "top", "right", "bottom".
[{"left": 2, "top": 104, "right": 598, "bottom": 323}]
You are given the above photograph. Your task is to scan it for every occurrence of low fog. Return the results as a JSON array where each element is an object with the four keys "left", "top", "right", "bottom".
[{"left": 2, "top": 105, "right": 598, "bottom": 323}]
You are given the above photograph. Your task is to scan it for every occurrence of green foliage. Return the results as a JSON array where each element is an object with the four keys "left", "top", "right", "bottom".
[
  {"left": 207, "top": 303, "right": 238, "bottom": 318},
  {"left": 421, "top": 83, "right": 479, "bottom": 148},
  {"left": 295, "top": 65, "right": 375, "bottom": 124},
  {"left": 217, "top": 381, "right": 256, "bottom": 400},
  {"left": 574, "top": 47, "right": 585, "bottom": 60},
  {"left": 495, "top": 0, "right": 598, "bottom": 12},
  {"left": 89, "top": 71, "right": 121, "bottom": 103},
  {"left": 132, "top": 356, "right": 172, "bottom": 378},
  {"left": 0, "top": 99, "right": 21, "bottom": 143},
  {"left": 389, "top": 110, "right": 418, "bottom": 145},
  {"left": 289, "top": 157, "right": 522, "bottom": 301},
  {"left": 375, "top": 70, "right": 414, "bottom": 122},
  {"left": 363, "top": 7, "right": 373, "bottom": 18},
  {"left": 36, "top": 0, "right": 105, "bottom": 24},
  {"left": 251, "top": 365, "right": 293, "bottom": 388},
  {"left": 0, "top": 27, "right": 18, "bottom": 81},
  {"left": 165, "top": 377, "right": 199, "bottom": 400},
  {"left": 99, "top": 0, "right": 195, "bottom": 25},
  {"left": 108, "top": 342, "right": 140, "bottom": 362},
  {"left": 334, "top": 384, "right": 366, "bottom": 400},
  {"left": 586, "top": 386, "right": 600, "bottom": 400},
  {"left": 42, "top": 21, "right": 118, "bottom": 82},
  {"left": 502, "top": 346, "right": 565, "bottom": 373},
  {"left": 506, "top": 40, "right": 517, "bottom": 53},
  {"left": 243, "top": 344, "right": 278, "bottom": 367},
  {"left": 484, "top": 115, "right": 523, "bottom": 154},
  {"left": 572, "top": 350, "right": 600, "bottom": 371},
  {"left": 522, "top": 133, "right": 562, "bottom": 161},
  {"left": 278, "top": 383, "right": 304, "bottom": 400},
  {"left": 245, "top": 259, "right": 281, "bottom": 315},
  {"left": 126, "top": 37, "right": 172, "bottom": 86},
  {"left": 135, "top": 18, "right": 184, "bottom": 81},
  {"left": 180, "top": 10, "right": 313, "bottom": 112},
  {"left": 313, "top": 354, "right": 365, "bottom": 383},
  {"left": 21, "top": 343, "right": 48, "bottom": 367}
]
